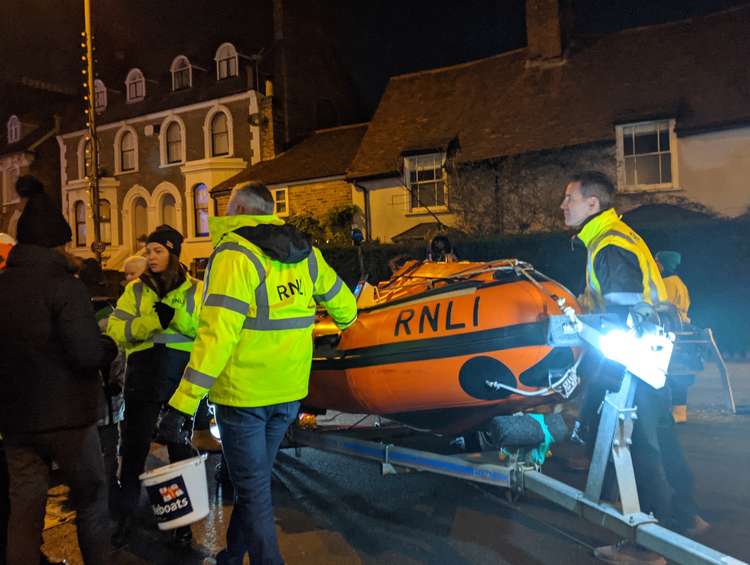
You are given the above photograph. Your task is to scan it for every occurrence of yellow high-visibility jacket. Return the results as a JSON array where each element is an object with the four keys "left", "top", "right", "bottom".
[
  {"left": 169, "top": 214, "right": 357, "bottom": 415},
  {"left": 577, "top": 208, "right": 667, "bottom": 312},
  {"left": 107, "top": 274, "right": 203, "bottom": 357},
  {"left": 663, "top": 274, "right": 691, "bottom": 322}
]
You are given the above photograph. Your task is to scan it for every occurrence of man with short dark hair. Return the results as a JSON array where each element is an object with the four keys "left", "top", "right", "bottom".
[
  {"left": 561, "top": 171, "right": 708, "bottom": 565},
  {"left": 160, "top": 181, "right": 358, "bottom": 565}
]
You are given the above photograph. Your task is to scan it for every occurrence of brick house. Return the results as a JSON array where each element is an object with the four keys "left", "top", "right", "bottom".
[
  {"left": 348, "top": 1, "right": 750, "bottom": 242},
  {"left": 211, "top": 122, "right": 367, "bottom": 223},
  {"left": 56, "top": 0, "right": 359, "bottom": 268}
]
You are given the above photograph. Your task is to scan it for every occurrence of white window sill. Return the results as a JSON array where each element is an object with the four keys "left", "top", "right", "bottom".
[
  {"left": 115, "top": 169, "right": 139, "bottom": 177},
  {"left": 406, "top": 207, "right": 450, "bottom": 217},
  {"left": 184, "top": 236, "right": 211, "bottom": 244},
  {"left": 159, "top": 161, "right": 184, "bottom": 169}
]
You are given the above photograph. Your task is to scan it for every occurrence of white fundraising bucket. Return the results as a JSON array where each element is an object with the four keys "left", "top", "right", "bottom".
[{"left": 139, "top": 454, "right": 209, "bottom": 530}]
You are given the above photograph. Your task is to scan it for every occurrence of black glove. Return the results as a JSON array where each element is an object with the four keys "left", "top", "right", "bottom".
[
  {"left": 156, "top": 406, "right": 194, "bottom": 446},
  {"left": 99, "top": 334, "right": 119, "bottom": 368},
  {"left": 154, "top": 302, "right": 175, "bottom": 329}
]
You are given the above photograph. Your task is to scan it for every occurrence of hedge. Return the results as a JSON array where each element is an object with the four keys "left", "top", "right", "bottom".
[{"left": 318, "top": 216, "right": 750, "bottom": 356}]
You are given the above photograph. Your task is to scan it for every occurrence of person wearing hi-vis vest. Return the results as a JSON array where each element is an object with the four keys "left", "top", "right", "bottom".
[
  {"left": 158, "top": 181, "right": 357, "bottom": 565},
  {"left": 107, "top": 225, "right": 203, "bottom": 549},
  {"left": 561, "top": 171, "right": 708, "bottom": 565}
]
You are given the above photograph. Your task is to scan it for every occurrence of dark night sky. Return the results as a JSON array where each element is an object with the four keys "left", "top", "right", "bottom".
[{"left": 1, "top": 0, "right": 747, "bottom": 119}]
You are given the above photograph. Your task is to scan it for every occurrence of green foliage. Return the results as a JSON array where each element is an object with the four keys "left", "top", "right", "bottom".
[{"left": 287, "top": 213, "right": 326, "bottom": 245}]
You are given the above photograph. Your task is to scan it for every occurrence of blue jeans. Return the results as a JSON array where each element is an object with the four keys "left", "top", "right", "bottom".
[{"left": 214, "top": 401, "right": 300, "bottom": 565}]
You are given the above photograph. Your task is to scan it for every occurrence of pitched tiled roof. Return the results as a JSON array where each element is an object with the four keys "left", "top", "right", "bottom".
[
  {"left": 349, "top": 6, "right": 750, "bottom": 180},
  {"left": 211, "top": 123, "right": 368, "bottom": 194}
]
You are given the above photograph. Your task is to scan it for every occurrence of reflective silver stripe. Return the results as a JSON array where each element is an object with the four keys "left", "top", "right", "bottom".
[
  {"left": 184, "top": 367, "right": 216, "bottom": 389},
  {"left": 186, "top": 281, "right": 198, "bottom": 315},
  {"left": 204, "top": 294, "right": 249, "bottom": 315},
  {"left": 602, "top": 292, "right": 644, "bottom": 306},
  {"left": 314, "top": 276, "right": 343, "bottom": 303},
  {"left": 308, "top": 249, "right": 318, "bottom": 288},
  {"left": 243, "top": 315, "right": 315, "bottom": 331},
  {"left": 112, "top": 309, "right": 134, "bottom": 321},
  {"left": 202, "top": 241, "right": 266, "bottom": 301},
  {"left": 152, "top": 333, "right": 193, "bottom": 344},
  {"left": 133, "top": 281, "right": 144, "bottom": 316},
  {"left": 124, "top": 319, "right": 134, "bottom": 342}
]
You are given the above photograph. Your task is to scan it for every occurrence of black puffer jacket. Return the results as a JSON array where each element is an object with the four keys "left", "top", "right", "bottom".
[{"left": 0, "top": 245, "right": 117, "bottom": 434}]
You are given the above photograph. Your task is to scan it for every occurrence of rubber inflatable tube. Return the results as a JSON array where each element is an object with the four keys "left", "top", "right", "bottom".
[{"left": 484, "top": 413, "right": 569, "bottom": 448}]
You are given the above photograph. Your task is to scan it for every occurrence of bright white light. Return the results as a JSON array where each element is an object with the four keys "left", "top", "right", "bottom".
[{"left": 597, "top": 328, "right": 672, "bottom": 389}]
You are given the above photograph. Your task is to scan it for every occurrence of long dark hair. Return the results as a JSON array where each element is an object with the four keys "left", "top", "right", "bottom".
[{"left": 142, "top": 253, "right": 186, "bottom": 297}]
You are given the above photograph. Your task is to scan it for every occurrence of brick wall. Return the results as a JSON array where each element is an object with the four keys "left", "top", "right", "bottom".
[{"left": 288, "top": 179, "right": 352, "bottom": 217}]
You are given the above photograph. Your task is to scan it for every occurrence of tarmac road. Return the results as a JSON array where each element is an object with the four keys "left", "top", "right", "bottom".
[{"left": 41, "top": 362, "right": 750, "bottom": 564}]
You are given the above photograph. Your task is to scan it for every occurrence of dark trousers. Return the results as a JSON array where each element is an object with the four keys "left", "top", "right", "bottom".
[
  {"left": 631, "top": 382, "right": 698, "bottom": 529},
  {"left": 214, "top": 401, "right": 300, "bottom": 565},
  {"left": 118, "top": 396, "right": 194, "bottom": 515},
  {"left": 4, "top": 425, "right": 110, "bottom": 565}
]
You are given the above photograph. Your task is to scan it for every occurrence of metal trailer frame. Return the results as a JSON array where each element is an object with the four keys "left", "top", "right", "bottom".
[{"left": 291, "top": 314, "right": 745, "bottom": 565}]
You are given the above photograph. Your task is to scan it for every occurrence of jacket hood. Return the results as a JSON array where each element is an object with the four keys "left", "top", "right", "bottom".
[
  {"left": 6, "top": 244, "right": 77, "bottom": 273},
  {"left": 210, "top": 215, "right": 312, "bottom": 263}
]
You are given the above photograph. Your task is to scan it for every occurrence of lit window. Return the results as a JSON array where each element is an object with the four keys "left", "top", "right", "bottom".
[
  {"left": 215, "top": 43, "right": 239, "bottom": 80},
  {"left": 171, "top": 56, "right": 192, "bottom": 91},
  {"left": 75, "top": 201, "right": 87, "bottom": 247},
  {"left": 273, "top": 188, "right": 288, "bottom": 217},
  {"left": 125, "top": 68, "right": 146, "bottom": 102},
  {"left": 166, "top": 122, "right": 183, "bottom": 163},
  {"left": 99, "top": 199, "right": 111, "bottom": 245},
  {"left": 119, "top": 131, "right": 136, "bottom": 172},
  {"left": 617, "top": 120, "right": 677, "bottom": 191},
  {"left": 7, "top": 115, "right": 20, "bottom": 144},
  {"left": 194, "top": 184, "right": 210, "bottom": 237},
  {"left": 403, "top": 153, "right": 447, "bottom": 211},
  {"left": 94, "top": 80, "right": 107, "bottom": 114},
  {"left": 210, "top": 112, "right": 229, "bottom": 156}
]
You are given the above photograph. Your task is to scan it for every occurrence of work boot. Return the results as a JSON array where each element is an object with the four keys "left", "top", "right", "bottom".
[
  {"left": 685, "top": 515, "right": 711, "bottom": 537},
  {"left": 171, "top": 525, "right": 193, "bottom": 548},
  {"left": 594, "top": 541, "right": 666, "bottom": 565},
  {"left": 672, "top": 405, "right": 688, "bottom": 423},
  {"left": 111, "top": 515, "right": 134, "bottom": 548}
]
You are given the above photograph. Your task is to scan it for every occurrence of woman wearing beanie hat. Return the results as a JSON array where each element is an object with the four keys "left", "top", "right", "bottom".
[{"left": 106, "top": 225, "right": 203, "bottom": 548}]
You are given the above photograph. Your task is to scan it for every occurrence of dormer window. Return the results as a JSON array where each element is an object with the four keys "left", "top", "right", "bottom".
[
  {"left": 126, "top": 68, "right": 146, "bottom": 103},
  {"left": 7, "top": 115, "right": 20, "bottom": 144},
  {"left": 93, "top": 79, "right": 107, "bottom": 114},
  {"left": 171, "top": 55, "right": 192, "bottom": 91},
  {"left": 215, "top": 43, "right": 239, "bottom": 80}
]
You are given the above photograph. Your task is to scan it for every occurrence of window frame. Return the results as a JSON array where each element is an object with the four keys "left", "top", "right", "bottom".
[
  {"left": 114, "top": 126, "right": 139, "bottom": 174},
  {"left": 170, "top": 55, "right": 193, "bottom": 91},
  {"left": 125, "top": 68, "right": 146, "bottom": 103},
  {"left": 273, "top": 188, "right": 289, "bottom": 217},
  {"left": 615, "top": 119, "right": 679, "bottom": 193},
  {"left": 193, "top": 183, "right": 210, "bottom": 238},
  {"left": 203, "top": 105, "right": 234, "bottom": 158},
  {"left": 210, "top": 112, "right": 229, "bottom": 156},
  {"left": 403, "top": 152, "right": 448, "bottom": 213},
  {"left": 215, "top": 43, "right": 239, "bottom": 80},
  {"left": 165, "top": 121, "right": 183, "bottom": 164},
  {"left": 99, "top": 199, "right": 112, "bottom": 245},
  {"left": 74, "top": 200, "right": 87, "bottom": 247},
  {"left": 93, "top": 79, "right": 107, "bottom": 114},
  {"left": 7, "top": 115, "right": 21, "bottom": 144}
]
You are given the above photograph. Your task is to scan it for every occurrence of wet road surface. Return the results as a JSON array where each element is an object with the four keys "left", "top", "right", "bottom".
[{"left": 42, "top": 362, "right": 750, "bottom": 564}]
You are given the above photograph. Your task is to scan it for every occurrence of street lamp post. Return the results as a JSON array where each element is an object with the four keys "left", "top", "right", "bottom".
[{"left": 82, "top": 0, "right": 105, "bottom": 263}]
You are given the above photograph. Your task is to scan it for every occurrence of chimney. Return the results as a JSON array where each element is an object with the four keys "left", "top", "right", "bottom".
[{"left": 525, "top": 0, "right": 565, "bottom": 65}]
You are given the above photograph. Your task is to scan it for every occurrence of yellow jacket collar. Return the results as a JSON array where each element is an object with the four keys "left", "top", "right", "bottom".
[
  {"left": 209, "top": 214, "right": 284, "bottom": 247},
  {"left": 577, "top": 208, "right": 620, "bottom": 247}
]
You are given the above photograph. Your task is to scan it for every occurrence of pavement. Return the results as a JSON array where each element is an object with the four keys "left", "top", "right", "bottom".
[{"left": 41, "top": 361, "right": 750, "bottom": 564}]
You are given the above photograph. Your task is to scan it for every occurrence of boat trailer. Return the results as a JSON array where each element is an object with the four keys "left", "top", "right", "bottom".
[{"left": 290, "top": 311, "right": 746, "bottom": 565}]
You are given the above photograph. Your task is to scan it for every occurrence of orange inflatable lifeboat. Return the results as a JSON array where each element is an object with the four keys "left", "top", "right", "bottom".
[{"left": 308, "top": 259, "right": 582, "bottom": 434}]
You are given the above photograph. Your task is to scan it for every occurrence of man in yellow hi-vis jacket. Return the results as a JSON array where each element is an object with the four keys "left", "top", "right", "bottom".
[{"left": 159, "top": 181, "right": 357, "bottom": 565}]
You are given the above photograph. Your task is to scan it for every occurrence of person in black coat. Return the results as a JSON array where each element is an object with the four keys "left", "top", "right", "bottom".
[{"left": 0, "top": 192, "right": 117, "bottom": 565}]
